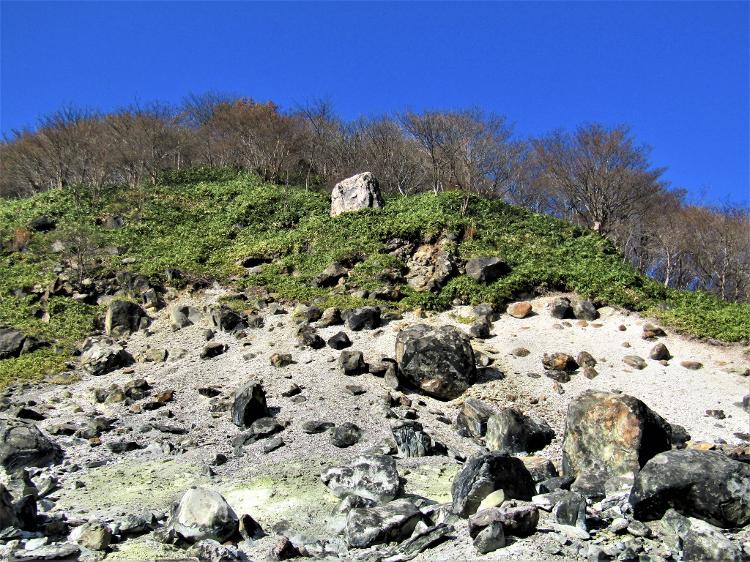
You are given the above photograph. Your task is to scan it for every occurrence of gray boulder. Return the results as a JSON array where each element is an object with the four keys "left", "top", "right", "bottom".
[
  {"left": 391, "top": 420, "right": 437, "bottom": 457},
  {"left": 485, "top": 408, "right": 554, "bottom": 454},
  {"left": 330, "top": 172, "right": 384, "bottom": 217},
  {"left": 170, "top": 305, "right": 202, "bottom": 330},
  {"left": 167, "top": 487, "right": 238, "bottom": 543},
  {"left": 630, "top": 449, "right": 750, "bottom": 528},
  {"left": 548, "top": 297, "right": 573, "bottom": 319},
  {"left": 465, "top": 257, "right": 507, "bottom": 283},
  {"left": 80, "top": 337, "right": 134, "bottom": 376},
  {"left": 451, "top": 452, "right": 536, "bottom": 517},
  {"left": 0, "top": 327, "right": 39, "bottom": 360},
  {"left": 207, "top": 305, "right": 247, "bottom": 333},
  {"left": 661, "top": 508, "right": 742, "bottom": 561},
  {"left": 0, "top": 419, "right": 62, "bottom": 473},
  {"left": 468, "top": 505, "right": 539, "bottom": 537},
  {"left": 345, "top": 499, "right": 422, "bottom": 548},
  {"left": 395, "top": 324, "right": 476, "bottom": 400},
  {"left": 105, "top": 300, "right": 149, "bottom": 338},
  {"left": 321, "top": 455, "right": 400, "bottom": 504},
  {"left": 562, "top": 390, "right": 671, "bottom": 497},
  {"left": 572, "top": 300, "right": 598, "bottom": 320},
  {"left": 345, "top": 307, "right": 380, "bottom": 331},
  {"left": 338, "top": 350, "right": 367, "bottom": 376}
]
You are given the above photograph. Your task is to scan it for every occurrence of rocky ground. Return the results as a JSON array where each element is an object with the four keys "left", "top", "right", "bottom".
[{"left": 0, "top": 287, "right": 749, "bottom": 561}]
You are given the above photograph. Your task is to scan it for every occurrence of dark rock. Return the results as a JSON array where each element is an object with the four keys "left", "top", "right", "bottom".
[
  {"left": 572, "top": 300, "right": 598, "bottom": 321},
  {"left": 238, "top": 513, "right": 265, "bottom": 541},
  {"left": 330, "top": 423, "right": 362, "bottom": 448},
  {"left": 231, "top": 383, "right": 269, "bottom": 428},
  {"left": 270, "top": 353, "right": 293, "bottom": 367},
  {"left": 545, "top": 370, "right": 571, "bottom": 383},
  {"left": 485, "top": 408, "right": 555, "bottom": 454},
  {"left": 454, "top": 398, "right": 494, "bottom": 438},
  {"left": 649, "top": 343, "right": 671, "bottom": 360},
  {"left": 345, "top": 499, "right": 422, "bottom": 548},
  {"left": 451, "top": 452, "right": 536, "bottom": 516},
  {"left": 345, "top": 307, "right": 381, "bottom": 331},
  {"left": 548, "top": 297, "right": 573, "bottom": 319},
  {"left": 249, "top": 417, "right": 284, "bottom": 439},
  {"left": 321, "top": 454, "right": 400, "bottom": 504},
  {"left": 521, "top": 456, "right": 559, "bottom": 483},
  {"left": 262, "top": 437, "right": 284, "bottom": 454},
  {"left": 538, "top": 476, "right": 575, "bottom": 493},
  {"left": 296, "top": 326, "right": 325, "bottom": 349},
  {"left": 630, "top": 449, "right": 750, "bottom": 528},
  {"left": 395, "top": 324, "right": 476, "bottom": 401},
  {"left": 469, "top": 318, "right": 491, "bottom": 339},
  {"left": 105, "top": 300, "right": 149, "bottom": 337},
  {"left": 552, "top": 491, "right": 587, "bottom": 529},
  {"left": 327, "top": 332, "right": 352, "bottom": 350},
  {"left": 468, "top": 505, "right": 539, "bottom": 537},
  {"left": 465, "top": 257, "right": 508, "bottom": 283},
  {"left": 642, "top": 324, "right": 667, "bottom": 340},
  {"left": 315, "top": 262, "right": 349, "bottom": 287},
  {"left": 200, "top": 342, "right": 227, "bottom": 359},
  {"left": 207, "top": 305, "right": 246, "bottom": 333},
  {"left": 292, "top": 304, "right": 323, "bottom": 324},
  {"left": 302, "top": 420, "right": 334, "bottom": 434},
  {"left": 338, "top": 350, "right": 366, "bottom": 376},
  {"left": 384, "top": 522, "right": 453, "bottom": 560},
  {"left": 270, "top": 536, "right": 301, "bottom": 560},
  {"left": 0, "top": 327, "right": 28, "bottom": 360},
  {"left": 29, "top": 215, "right": 56, "bottom": 232},
  {"left": 661, "top": 508, "right": 742, "bottom": 561},
  {"left": 0, "top": 484, "right": 19, "bottom": 530},
  {"left": 0, "top": 419, "right": 62, "bottom": 473}
]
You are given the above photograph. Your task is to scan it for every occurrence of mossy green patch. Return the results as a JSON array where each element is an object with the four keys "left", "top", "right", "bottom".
[{"left": 2, "top": 172, "right": 748, "bottom": 387}]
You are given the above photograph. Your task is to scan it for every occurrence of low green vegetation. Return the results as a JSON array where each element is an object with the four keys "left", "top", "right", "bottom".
[{"left": 1, "top": 171, "right": 748, "bottom": 387}]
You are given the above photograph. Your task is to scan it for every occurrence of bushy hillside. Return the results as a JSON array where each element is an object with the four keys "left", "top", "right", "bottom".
[{"left": 1, "top": 171, "right": 748, "bottom": 387}]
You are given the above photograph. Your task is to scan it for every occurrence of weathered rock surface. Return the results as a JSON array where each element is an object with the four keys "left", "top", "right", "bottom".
[
  {"left": 572, "top": 300, "right": 598, "bottom": 320},
  {"left": 465, "top": 257, "right": 507, "bottom": 283},
  {"left": 454, "top": 398, "right": 494, "bottom": 438},
  {"left": 170, "top": 305, "right": 202, "bottom": 330},
  {"left": 0, "top": 419, "right": 62, "bottom": 472},
  {"left": 330, "top": 172, "right": 384, "bottom": 217},
  {"left": 548, "top": 297, "right": 573, "bottom": 319},
  {"left": 105, "top": 300, "right": 149, "bottom": 338},
  {"left": 485, "top": 408, "right": 555, "bottom": 454},
  {"left": 661, "top": 508, "right": 743, "bottom": 561},
  {"left": 391, "top": 420, "right": 436, "bottom": 457},
  {"left": 80, "top": 337, "right": 134, "bottom": 376},
  {"left": 321, "top": 455, "right": 400, "bottom": 504},
  {"left": 468, "top": 505, "right": 539, "bottom": 537},
  {"left": 345, "top": 499, "right": 422, "bottom": 548},
  {"left": 231, "top": 383, "right": 269, "bottom": 428},
  {"left": 562, "top": 390, "right": 671, "bottom": 496},
  {"left": 630, "top": 449, "right": 750, "bottom": 528},
  {"left": 167, "top": 487, "right": 238, "bottom": 543},
  {"left": 451, "top": 452, "right": 536, "bottom": 516},
  {"left": 405, "top": 243, "right": 457, "bottom": 292},
  {"left": 395, "top": 324, "right": 476, "bottom": 400},
  {"left": 0, "top": 327, "right": 43, "bottom": 360}
]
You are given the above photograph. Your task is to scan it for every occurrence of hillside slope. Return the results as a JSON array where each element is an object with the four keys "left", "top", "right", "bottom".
[{"left": 1, "top": 171, "right": 748, "bottom": 387}]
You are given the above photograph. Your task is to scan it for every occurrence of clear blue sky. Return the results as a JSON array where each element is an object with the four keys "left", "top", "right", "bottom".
[{"left": 1, "top": 1, "right": 748, "bottom": 205}]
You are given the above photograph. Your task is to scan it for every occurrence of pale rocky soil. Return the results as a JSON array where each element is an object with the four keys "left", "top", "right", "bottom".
[{"left": 12, "top": 288, "right": 750, "bottom": 560}]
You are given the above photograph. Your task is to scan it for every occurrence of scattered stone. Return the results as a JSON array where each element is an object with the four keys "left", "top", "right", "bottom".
[
  {"left": 548, "top": 297, "right": 573, "bottom": 319},
  {"left": 469, "top": 505, "right": 539, "bottom": 537},
  {"left": 649, "top": 343, "right": 671, "bottom": 360},
  {"left": 391, "top": 420, "right": 435, "bottom": 457},
  {"left": 562, "top": 390, "right": 671, "bottom": 497},
  {"left": 451, "top": 452, "right": 536, "bottom": 516},
  {"left": 521, "top": 456, "right": 559, "bottom": 483},
  {"left": 69, "top": 520, "right": 112, "bottom": 551},
  {"left": 465, "top": 257, "right": 507, "bottom": 283},
  {"left": 474, "top": 522, "right": 505, "bottom": 553},
  {"left": 270, "top": 535, "right": 301, "bottom": 560},
  {"left": 80, "top": 338, "right": 134, "bottom": 376},
  {"left": 318, "top": 307, "right": 343, "bottom": 327},
  {"left": 296, "top": 326, "right": 325, "bottom": 349},
  {"left": 327, "top": 332, "right": 352, "bottom": 350},
  {"left": 507, "top": 301, "right": 532, "bottom": 319},
  {"left": 270, "top": 353, "right": 293, "bottom": 367},
  {"left": 680, "top": 360, "right": 703, "bottom": 370},
  {"left": 630, "top": 449, "right": 750, "bottom": 528},
  {"left": 545, "top": 370, "right": 571, "bottom": 383},
  {"left": 543, "top": 353, "right": 578, "bottom": 372},
  {"left": 338, "top": 350, "right": 367, "bottom": 376},
  {"left": 395, "top": 324, "right": 476, "bottom": 400},
  {"left": 706, "top": 409, "right": 725, "bottom": 420},
  {"left": 321, "top": 455, "right": 400, "bottom": 504},
  {"left": 231, "top": 383, "right": 269, "bottom": 428},
  {"left": 330, "top": 172, "right": 384, "bottom": 217},
  {"left": 583, "top": 367, "right": 599, "bottom": 379},
  {"left": 469, "top": 317, "right": 491, "bottom": 339},
  {"left": 208, "top": 305, "right": 248, "bottom": 333},
  {"left": 552, "top": 491, "right": 587, "bottom": 530},
  {"left": 330, "top": 422, "right": 362, "bottom": 448},
  {"left": 511, "top": 347, "right": 530, "bottom": 357},
  {"left": 302, "top": 420, "right": 334, "bottom": 434},
  {"left": 200, "top": 342, "right": 227, "bottom": 359},
  {"left": 485, "top": 408, "right": 555, "bottom": 454},
  {"left": 170, "top": 305, "right": 202, "bottom": 330},
  {"left": 642, "top": 324, "right": 666, "bottom": 340},
  {"left": 576, "top": 351, "right": 596, "bottom": 368},
  {"left": 623, "top": 355, "right": 647, "bottom": 370},
  {"left": 345, "top": 307, "right": 381, "bottom": 331},
  {"left": 661, "top": 508, "right": 742, "bottom": 561},
  {"left": 315, "top": 262, "right": 349, "bottom": 287},
  {"left": 572, "top": 300, "right": 598, "bottom": 321}
]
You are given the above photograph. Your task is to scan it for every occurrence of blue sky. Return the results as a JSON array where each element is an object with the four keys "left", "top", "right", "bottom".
[{"left": 1, "top": 1, "right": 747, "bottom": 205}]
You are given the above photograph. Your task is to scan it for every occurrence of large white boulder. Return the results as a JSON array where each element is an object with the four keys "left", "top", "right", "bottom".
[{"left": 330, "top": 172, "right": 384, "bottom": 217}]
